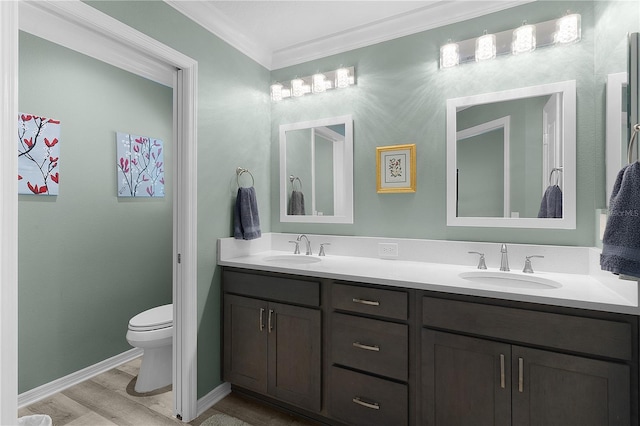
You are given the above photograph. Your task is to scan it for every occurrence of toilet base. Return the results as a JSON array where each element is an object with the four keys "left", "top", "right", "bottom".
[{"left": 135, "top": 345, "right": 172, "bottom": 393}]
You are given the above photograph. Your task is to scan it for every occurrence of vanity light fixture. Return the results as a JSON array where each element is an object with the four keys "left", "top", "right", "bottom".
[
  {"left": 554, "top": 13, "right": 581, "bottom": 44},
  {"left": 512, "top": 21, "right": 536, "bottom": 55},
  {"left": 475, "top": 31, "right": 496, "bottom": 61},
  {"left": 291, "top": 78, "right": 307, "bottom": 97},
  {"left": 270, "top": 66, "right": 355, "bottom": 102},
  {"left": 312, "top": 72, "right": 327, "bottom": 93},
  {"left": 440, "top": 13, "right": 581, "bottom": 69},
  {"left": 440, "top": 41, "right": 460, "bottom": 69}
]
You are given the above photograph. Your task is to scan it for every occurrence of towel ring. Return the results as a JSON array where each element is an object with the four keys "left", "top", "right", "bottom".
[
  {"left": 626, "top": 123, "right": 640, "bottom": 164},
  {"left": 548, "top": 167, "right": 562, "bottom": 186},
  {"left": 236, "top": 167, "right": 254, "bottom": 187},
  {"left": 289, "top": 175, "right": 303, "bottom": 190}
]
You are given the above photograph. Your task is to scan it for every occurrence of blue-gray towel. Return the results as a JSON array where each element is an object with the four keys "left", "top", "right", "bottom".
[
  {"left": 233, "top": 187, "right": 261, "bottom": 240},
  {"left": 601, "top": 162, "right": 640, "bottom": 278},
  {"left": 537, "top": 185, "right": 563, "bottom": 218},
  {"left": 288, "top": 190, "right": 305, "bottom": 215}
]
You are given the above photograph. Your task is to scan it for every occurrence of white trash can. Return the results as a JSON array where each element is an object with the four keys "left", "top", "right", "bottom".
[{"left": 17, "top": 415, "right": 52, "bottom": 426}]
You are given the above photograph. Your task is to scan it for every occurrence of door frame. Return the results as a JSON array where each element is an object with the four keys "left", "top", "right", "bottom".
[{"left": 1, "top": 1, "right": 199, "bottom": 422}]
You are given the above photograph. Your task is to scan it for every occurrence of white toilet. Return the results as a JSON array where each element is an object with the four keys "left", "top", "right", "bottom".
[{"left": 126, "top": 304, "right": 173, "bottom": 393}]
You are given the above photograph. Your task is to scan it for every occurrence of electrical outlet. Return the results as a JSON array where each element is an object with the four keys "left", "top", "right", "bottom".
[{"left": 378, "top": 242, "right": 399, "bottom": 258}]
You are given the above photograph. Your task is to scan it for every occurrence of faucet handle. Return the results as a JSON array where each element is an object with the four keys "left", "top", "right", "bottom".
[
  {"left": 319, "top": 243, "right": 330, "bottom": 256},
  {"left": 288, "top": 240, "right": 300, "bottom": 255},
  {"left": 523, "top": 255, "right": 544, "bottom": 273},
  {"left": 468, "top": 251, "right": 487, "bottom": 269}
]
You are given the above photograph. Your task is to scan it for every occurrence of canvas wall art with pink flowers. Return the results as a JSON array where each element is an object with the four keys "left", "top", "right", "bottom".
[
  {"left": 116, "top": 132, "right": 165, "bottom": 197},
  {"left": 18, "top": 113, "right": 61, "bottom": 196}
]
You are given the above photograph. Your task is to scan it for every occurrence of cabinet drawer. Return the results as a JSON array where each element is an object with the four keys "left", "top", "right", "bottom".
[
  {"left": 331, "top": 313, "right": 408, "bottom": 381},
  {"left": 422, "top": 297, "right": 633, "bottom": 360},
  {"left": 329, "top": 366, "right": 408, "bottom": 426},
  {"left": 224, "top": 270, "right": 320, "bottom": 306},
  {"left": 332, "top": 283, "right": 407, "bottom": 320}
]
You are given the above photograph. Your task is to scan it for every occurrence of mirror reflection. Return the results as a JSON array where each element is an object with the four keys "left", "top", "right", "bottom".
[
  {"left": 447, "top": 81, "right": 576, "bottom": 229},
  {"left": 279, "top": 115, "right": 353, "bottom": 224}
]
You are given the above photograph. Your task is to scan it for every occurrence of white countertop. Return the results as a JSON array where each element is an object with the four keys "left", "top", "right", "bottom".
[{"left": 218, "top": 234, "right": 640, "bottom": 315}]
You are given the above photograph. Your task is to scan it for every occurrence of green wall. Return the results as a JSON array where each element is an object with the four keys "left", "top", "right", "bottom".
[
  {"left": 271, "top": 0, "right": 639, "bottom": 246},
  {"left": 18, "top": 32, "right": 173, "bottom": 392},
  {"left": 84, "top": 1, "right": 272, "bottom": 398}
]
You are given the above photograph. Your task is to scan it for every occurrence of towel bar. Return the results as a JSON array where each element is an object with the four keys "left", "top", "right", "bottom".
[
  {"left": 236, "top": 167, "right": 255, "bottom": 187},
  {"left": 626, "top": 123, "right": 640, "bottom": 164}
]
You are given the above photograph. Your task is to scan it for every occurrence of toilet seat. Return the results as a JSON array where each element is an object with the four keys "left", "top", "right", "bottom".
[{"left": 128, "top": 304, "right": 173, "bottom": 332}]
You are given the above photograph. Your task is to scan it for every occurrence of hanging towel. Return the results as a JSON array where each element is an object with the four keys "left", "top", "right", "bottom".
[
  {"left": 288, "top": 190, "right": 306, "bottom": 215},
  {"left": 601, "top": 162, "right": 640, "bottom": 278},
  {"left": 233, "top": 187, "right": 261, "bottom": 240},
  {"left": 537, "top": 185, "right": 563, "bottom": 218}
]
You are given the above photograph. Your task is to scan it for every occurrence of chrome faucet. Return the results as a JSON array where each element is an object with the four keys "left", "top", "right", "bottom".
[
  {"left": 500, "top": 243, "right": 510, "bottom": 271},
  {"left": 297, "top": 234, "right": 312, "bottom": 255}
]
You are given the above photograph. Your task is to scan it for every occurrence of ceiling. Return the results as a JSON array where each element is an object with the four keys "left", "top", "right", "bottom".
[{"left": 165, "top": 0, "right": 533, "bottom": 70}]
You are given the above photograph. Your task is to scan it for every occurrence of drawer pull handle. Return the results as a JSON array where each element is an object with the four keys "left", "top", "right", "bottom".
[
  {"left": 353, "top": 342, "right": 380, "bottom": 352},
  {"left": 518, "top": 357, "right": 524, "bottom": 392},
  {"left": 352, "top": 298, "right": 380, "bottom": 306},
  {"left": 499, "top": 354, "right": 505, "bottom": 389},
  {"left": 259, "top": 308, "right": 265, "bottom": 331},
  {"left": 352, "top": 396, "right": 380, "bottom": 410}
]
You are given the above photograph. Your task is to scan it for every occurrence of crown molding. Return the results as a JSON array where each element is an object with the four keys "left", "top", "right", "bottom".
[
  {"left": 165, "top": 0, "right": 273, "bottom": 69},
  {"left": 165, "top": 1, "right": 533, "bottom": 70}
]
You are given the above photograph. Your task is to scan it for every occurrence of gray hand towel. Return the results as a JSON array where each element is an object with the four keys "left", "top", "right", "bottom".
[
  {"left": 537, "top": 185, "right": 563, "bottom": 218},
  {"left": 288, "top": 190, "right": 306, "bottom": 215},
  {"left": 601, "top": 162, "right": 640, "bottom": 278},
  {"left": 233, "top": 187, "right": 261, "bottom": 240}
]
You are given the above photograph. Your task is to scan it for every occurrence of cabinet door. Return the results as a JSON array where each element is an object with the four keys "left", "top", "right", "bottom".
[
  {"left": 268, "top": 302, "right": 322, "bottom": 412},
  {"left": 223, "top": 294, "right": 268, "bottom": 393},
  {"left": 512, "top": 346, "right": 630, "bottom": 426},
  {"left": 422, "top": 329, "right": 511, "bottom": 426}
]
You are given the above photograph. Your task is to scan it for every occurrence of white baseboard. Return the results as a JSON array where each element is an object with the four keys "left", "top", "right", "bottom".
[
  {"left": 196, "top": 382, "right": 231, "bottom": 418},
  {"left": 18, "top": 348, "right": 143, "bottom": 408}
]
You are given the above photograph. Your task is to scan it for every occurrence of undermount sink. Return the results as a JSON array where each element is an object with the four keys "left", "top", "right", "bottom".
[
  {"left": 458, "top": 270, "right": 562, "bottom": 290},
  {"left": 263, "top": 254, "right": 322, "bottom": 264}
]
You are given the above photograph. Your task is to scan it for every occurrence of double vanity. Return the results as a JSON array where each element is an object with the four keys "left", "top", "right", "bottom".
[{"left": 218, "top": 233, "right": 639, "bottom": 426}]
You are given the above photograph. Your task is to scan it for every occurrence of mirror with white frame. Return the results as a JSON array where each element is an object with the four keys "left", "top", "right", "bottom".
[
  {"left": 606, "top": 72, "right": 628, "bottom": 206},
  {"left": 279, "top": 115, "right": 353, "bottom": 223},
  {"left": 446, "top": 80, "right": 576, "bottom": 229}
]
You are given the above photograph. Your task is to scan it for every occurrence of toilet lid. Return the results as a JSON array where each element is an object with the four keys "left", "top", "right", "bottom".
[{"left": 129, "top": 304, "right": 173, "bottom": 332}]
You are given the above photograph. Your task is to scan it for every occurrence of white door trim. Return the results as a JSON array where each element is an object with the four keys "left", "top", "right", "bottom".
[
  {"left": 0, "top": 2, "right": 19, "bottom": 425},
  {"left": 5, "top": 1, "right": 199, "bottom": 422}
]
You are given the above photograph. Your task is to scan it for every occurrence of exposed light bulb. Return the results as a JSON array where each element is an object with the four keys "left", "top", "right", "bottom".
[
  {"left": 440, "top": 42, "right": 459, "bottom": 68},
  {"left": 475, "top": 31, "right": 496, "bottom": 61},
  {"left": 512, "top": 22, "right": 536, "bottom": 55},
  {"left": 312, "top": 73, "right": 327, "bottom": 93},
  {"left": 555, "top": 13, "right": 581, "bottom": 44},
  {"left": 335, "top": 68, "right": 350, "bottom": 89},
  {"left": 270, "top": 83, "right": 283, "bottom": 101}
]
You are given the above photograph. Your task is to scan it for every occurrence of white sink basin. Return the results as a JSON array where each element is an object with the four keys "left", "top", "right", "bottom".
[
  {"left": 458, "top": 271, "right": 562, "bottom": 290},
  {"left": 263, "top": 255, "right": 322, "bottom": 264}
]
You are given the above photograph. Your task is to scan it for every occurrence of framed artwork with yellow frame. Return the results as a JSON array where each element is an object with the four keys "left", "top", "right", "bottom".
[{"left": 376, "top": 144, "right": 416, "bottom": 193}]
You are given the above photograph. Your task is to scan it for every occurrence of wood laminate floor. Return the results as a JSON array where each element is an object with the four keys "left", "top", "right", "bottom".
[{"left": 18, "top": 358, "right": 317, "bottom": 426}]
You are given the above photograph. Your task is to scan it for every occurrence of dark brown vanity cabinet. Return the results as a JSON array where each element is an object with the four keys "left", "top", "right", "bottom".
[
  {"left": 328, "top": 283, "right": 410, "bottom": 426},
  {"left": 223, "top": 270, "right": 321, "bottom": 412},
  {"left": 421, "top": 296, "right": 635, "bottom": 426}
]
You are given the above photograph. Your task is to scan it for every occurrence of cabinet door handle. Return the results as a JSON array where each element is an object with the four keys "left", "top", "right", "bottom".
[
  {"left": 500, "top": 354, "right": 505, "bottom": 389},
  {"left": 268, "top": 309, "right": 274, "bottom": 333},
  {"left": 259, "top": 308, "right": 265, "bottom": 331},
  {"left": 353, "top": 342, "right": 380, "bottom": 352},
  {"left": 518, "top": 357, "right": 524, "bottom": 392},
  {"left": 352, "top": 298, "right": 380, "bottom": 306},
  {"left": 352, "top": 396, "right": 380, "bottom": 410}
]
